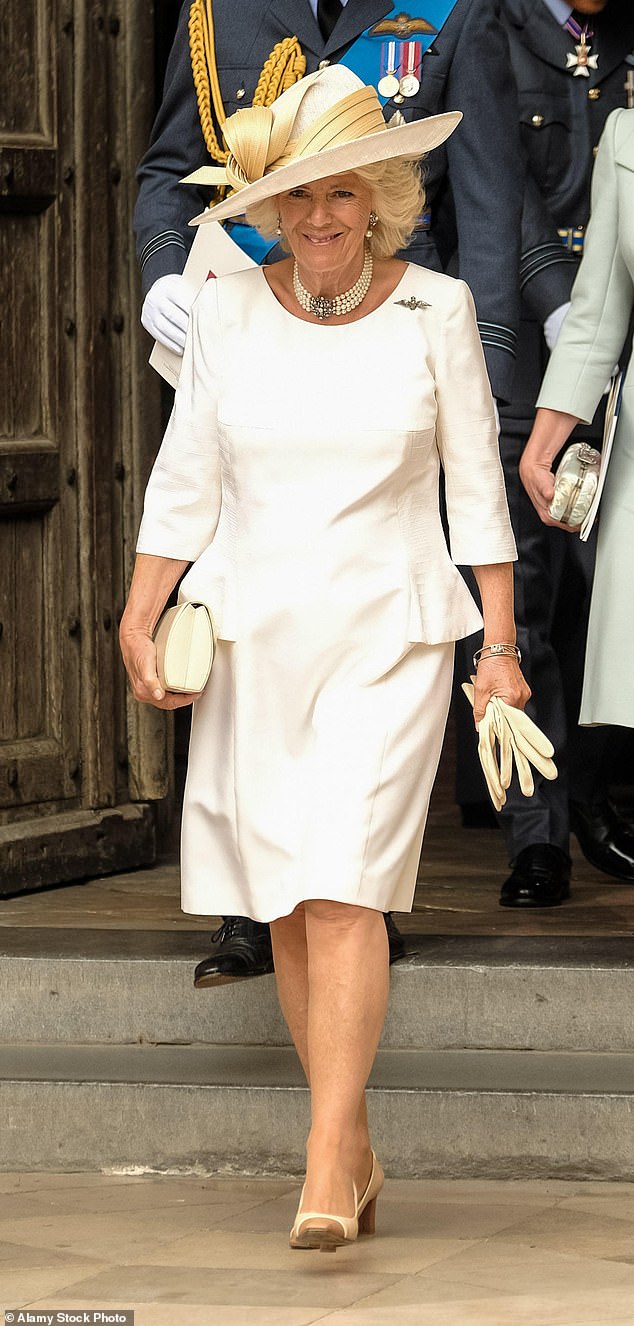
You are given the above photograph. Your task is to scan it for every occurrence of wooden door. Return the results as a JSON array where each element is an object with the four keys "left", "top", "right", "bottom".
[{"left": 0, "top": 1, "right": 168, "bottom": 894}]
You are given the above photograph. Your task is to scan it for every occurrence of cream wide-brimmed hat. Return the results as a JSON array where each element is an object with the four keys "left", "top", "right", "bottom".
[{"left": 185, "top": 64, "right": 462, "bottom": 226}]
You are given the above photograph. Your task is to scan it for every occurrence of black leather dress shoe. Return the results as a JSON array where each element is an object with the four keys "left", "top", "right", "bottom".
[
  {"left": 500, "top": 844, "right": 571, "bottom": 908},
  {"left": 194, "top": 917, "right": 274, "bottom": 987},
  {"left": 570, "top": 800, "right": 634, "bottom": 881},
  {"left": 194, "top": 910, "right": 407, "bottom": 988},
  {"left": 384, "top": 912, "right": 407, "bottom": 964}
]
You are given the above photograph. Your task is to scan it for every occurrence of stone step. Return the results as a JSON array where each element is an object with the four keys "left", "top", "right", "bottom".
[
  {"left": 1, "top": 1042, "right": 633, "bottom": 1179},
  {"left": 2, "top": 931, "right": 634, "bottom": 1052}
]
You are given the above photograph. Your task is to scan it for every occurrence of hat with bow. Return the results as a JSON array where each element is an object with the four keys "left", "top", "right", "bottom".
[{"left": 184, "top": 64, "right": 461, "bottom": 226}]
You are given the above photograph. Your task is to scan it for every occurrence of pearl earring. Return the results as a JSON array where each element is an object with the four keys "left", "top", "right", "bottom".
[
  {"left": 276, "top": 216, "right": 282, "bottom": 235},
  {"left": 365, "top": 211, "right": 378, "bottom": 239}
]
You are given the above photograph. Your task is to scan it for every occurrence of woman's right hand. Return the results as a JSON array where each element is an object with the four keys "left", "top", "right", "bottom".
[
  {"left": 472, "top": 654, "right": 531, "bottom": 726},
  {"left": 519, "top": 408, "right": 580, "bottom": 531},
  {"left": 119, "top": 619, "right": 200, "bottom": 710},
  {"left": 519, "top": 443, "right": 577, "bottom": 532}
]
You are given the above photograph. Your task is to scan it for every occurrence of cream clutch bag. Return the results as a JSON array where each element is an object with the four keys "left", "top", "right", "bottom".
[
  {"left": 548, "top": 370, "right": 623, "bottom": 532},
  {"left": 153, "top": 602, "right": 215, "bottom": 694},
  {"left": 548, "top": 442, "right": 601, "bottom": 527}
]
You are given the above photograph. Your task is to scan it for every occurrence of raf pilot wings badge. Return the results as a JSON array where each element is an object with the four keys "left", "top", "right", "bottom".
[{"left": 371, "top": 13, "right": 437, "bottom": 38}]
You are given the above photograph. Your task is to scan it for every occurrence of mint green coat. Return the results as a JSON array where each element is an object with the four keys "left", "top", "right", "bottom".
[{"left": 537, "top": 108, "right": 634, "bottom": 727}]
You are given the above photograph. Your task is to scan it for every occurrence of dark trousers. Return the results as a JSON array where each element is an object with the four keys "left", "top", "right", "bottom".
[{"left": 454, "top": 429, "right": 614, "bottom": 862}]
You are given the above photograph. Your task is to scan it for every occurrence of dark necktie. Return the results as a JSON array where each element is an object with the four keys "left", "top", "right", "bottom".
[{"left": 317, "top": 0, "right": 343, "bottom": 41}]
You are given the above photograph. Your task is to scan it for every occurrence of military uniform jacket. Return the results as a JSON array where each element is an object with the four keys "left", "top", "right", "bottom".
[
  {"left": 499, "top": 0, "right": 634, "bottom": 430},
  {"left": 134, "top": 0, "right": 522, "bottom": 402}
]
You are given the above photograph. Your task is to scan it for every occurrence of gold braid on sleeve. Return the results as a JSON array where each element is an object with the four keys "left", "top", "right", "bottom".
[{"left": 188, "top": 1, "right": 306, "bottom": 164}]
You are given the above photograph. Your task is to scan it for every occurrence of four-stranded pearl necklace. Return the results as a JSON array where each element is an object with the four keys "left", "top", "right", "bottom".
[{"left": 292, "top": 245, "right": 373, "bottom": 320}]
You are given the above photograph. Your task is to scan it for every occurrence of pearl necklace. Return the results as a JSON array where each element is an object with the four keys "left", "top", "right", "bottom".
[{"left": 292, "top": 246, "right": 373, "bottom": 320}]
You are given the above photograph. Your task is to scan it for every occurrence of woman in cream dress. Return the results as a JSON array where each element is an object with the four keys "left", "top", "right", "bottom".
[
  {"left": 120, "top": 68, "right": 526, "bottom": 1249},
  {"left": 521, "top": 108, "right": 634, "bottom": 727}
]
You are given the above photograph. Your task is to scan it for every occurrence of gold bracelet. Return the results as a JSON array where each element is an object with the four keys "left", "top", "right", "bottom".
[{"left": 473, "top": 643, "right": 521, "bottom": 668}]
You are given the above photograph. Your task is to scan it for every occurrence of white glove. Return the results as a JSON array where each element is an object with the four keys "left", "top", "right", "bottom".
[
  {"left": 462, "top": 682, "right": 558, "bottom": 812},
  {"left": 543, "top": 301, "right": 571, "bottom": 351},
  {"left": 141, "top": 274, "right": 195, "bottom": 355}
]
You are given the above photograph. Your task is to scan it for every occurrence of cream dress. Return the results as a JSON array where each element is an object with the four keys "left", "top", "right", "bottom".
[{"left": 138, "top": 263, "right": 515, "bottom": 922}]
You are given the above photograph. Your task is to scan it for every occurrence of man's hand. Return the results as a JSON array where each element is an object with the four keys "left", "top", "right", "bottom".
[{"left": 141, "top": 274, "right": 195, "bottom": 354}]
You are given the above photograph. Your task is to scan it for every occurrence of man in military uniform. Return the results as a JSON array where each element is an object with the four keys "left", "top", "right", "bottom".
[
  {"left": 457, "top": 0, "right": 634, "bottom": 907},
  {"left": 134, "top": 0, "right": 523, "bottom": 982}
]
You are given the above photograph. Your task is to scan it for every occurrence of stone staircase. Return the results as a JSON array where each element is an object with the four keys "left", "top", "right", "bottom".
[{"left": 1, "top": 928, "right": 633, "bottom": 1178}]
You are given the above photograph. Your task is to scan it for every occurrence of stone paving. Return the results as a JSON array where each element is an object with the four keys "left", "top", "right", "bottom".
[{"left": 2, "top": 1172, "right": 634, "bottom": 1324}]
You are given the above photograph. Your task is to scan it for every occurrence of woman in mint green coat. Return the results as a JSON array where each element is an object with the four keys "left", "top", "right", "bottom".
[{"left": 520, "top": 107, "right": 634, "bottom": 728}]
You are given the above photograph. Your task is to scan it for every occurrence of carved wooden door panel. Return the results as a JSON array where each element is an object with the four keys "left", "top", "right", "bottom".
[{"left": 0, "top": 2, "right": 161, "bottom": 893}]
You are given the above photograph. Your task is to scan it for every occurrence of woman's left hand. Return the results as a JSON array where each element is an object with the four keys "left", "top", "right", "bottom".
[{"left": 472, "top": 655, "right": 531, "bottom": 726}]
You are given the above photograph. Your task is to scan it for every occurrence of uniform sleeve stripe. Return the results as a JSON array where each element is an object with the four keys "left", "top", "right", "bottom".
[
  {"left": 478, "top": 339, "right": 517, "bottom": 357},
  {"left": 477, "top": 322, "right": 517, "bottom": 356},
  {"left": 477, "top": 322, "right": 517, "bottom": 341},
  {"left": 520, "top": 243, "right": 577, "bottom": 289},
  {"left": 140, "top": 231, "right": 188, "bottom": 268},
  {"left": 479, "top": 336, "right": 517, "bottom": 350},
  {"left": 522, "top": 243, "right": 572, "bottom": 260}
]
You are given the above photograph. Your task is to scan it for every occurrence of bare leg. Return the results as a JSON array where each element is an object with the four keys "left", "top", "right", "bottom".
[
  {"left": 271, "top": 899, "right": 389, "bottom": 1217},
  {"left": 270, "top": 904, "right": 372, "bottom": 1149},
  {"left": 270, "top": 904, "right": 310, "bottom": 1078}
]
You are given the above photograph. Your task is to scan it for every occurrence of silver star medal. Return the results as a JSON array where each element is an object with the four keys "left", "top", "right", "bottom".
[{"left": 566, "top": 34, "right": 598, "bottom": 77}]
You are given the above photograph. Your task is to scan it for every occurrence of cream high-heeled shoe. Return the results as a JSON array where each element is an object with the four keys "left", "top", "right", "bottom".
[{"left": 289, "top": 1152, "right": 384, "bottom": 1252}]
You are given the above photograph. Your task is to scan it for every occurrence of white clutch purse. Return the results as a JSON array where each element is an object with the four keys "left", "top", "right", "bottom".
[
  {"left": 153, "top": 601, "right": 215, "bottom": 694},
  {"left": 548, "top": 370, "right": 623, "bottom": 534},
  {"left": 548, "top": 441, "right": 601, "bottom": 526}
]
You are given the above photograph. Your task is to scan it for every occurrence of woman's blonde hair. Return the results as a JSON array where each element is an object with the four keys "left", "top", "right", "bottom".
[{"left": 245, "top": 156, "right": 426, "bottom": 260}]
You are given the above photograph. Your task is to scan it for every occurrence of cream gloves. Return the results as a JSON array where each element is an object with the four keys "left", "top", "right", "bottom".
[{"left": 462, "top": 682, "right": 558, "bottom": 812}]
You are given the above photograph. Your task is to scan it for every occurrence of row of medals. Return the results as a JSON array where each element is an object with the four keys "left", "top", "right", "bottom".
[
  {"left": 376, "top": 31, "right": 609, "bottom": 99},
  {"left": 377, "top": 40, "right": 422, "bottom": 101}
]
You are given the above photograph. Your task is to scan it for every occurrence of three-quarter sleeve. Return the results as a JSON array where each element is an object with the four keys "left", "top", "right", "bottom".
[
  {"left": 537, "top": 110, "right": 634, "bottom": 423},
  {"left": 434, "top": 280, "right": 517, "bottom": 566},
  {"left": 136, "top": 279, "right": 223, "bottom": 562}
]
